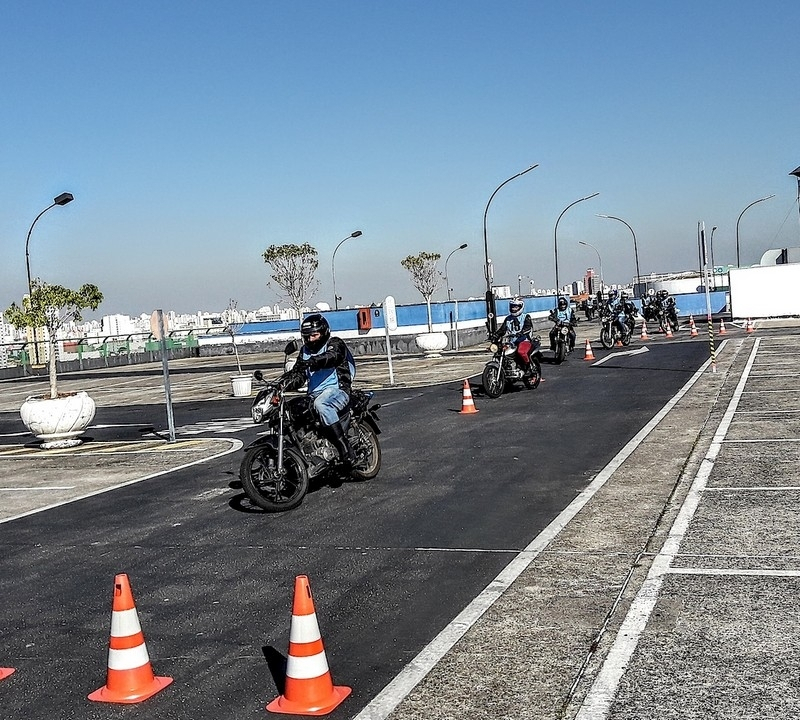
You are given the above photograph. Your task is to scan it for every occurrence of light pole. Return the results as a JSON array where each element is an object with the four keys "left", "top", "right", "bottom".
[
  {"left": 482, "top": 164, "right": 539, "bottom": 333},
  {"left": 735, "top": 195, "right": 774, "bottom": 268},
  {"left": 709, "top": 226, "right": 717, "bottom": 288},
  {"left": 596, "top": 214, "right": 641, "bottom": 297},
  {"left": 331, "top": 230, "right": 363, "bottom": 310},
  {"left": 790, "top": 166, "right": 800, "bottom": 230},
  {"left": 554, "top": 193, "right": 599, "bottom": 296},
  {"left": 25, "top": 192, "right": 74, "bottom": 365},
  {"left": 578, "top": 240, "right": 604, "bottom": 294},
  {"left": 444, "top": 243, "right": 468, "bottom": 301}
]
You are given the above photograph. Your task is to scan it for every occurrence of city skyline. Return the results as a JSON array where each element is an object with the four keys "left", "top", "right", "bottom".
[{"left": 2, "top": 3, "right": 800, "bottom": 318}]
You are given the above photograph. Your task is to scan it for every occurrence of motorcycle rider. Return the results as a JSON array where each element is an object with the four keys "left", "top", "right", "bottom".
[
  {"left": 276, "top": 313, "right": 357, "bottom": 468},
  {"left": 617, "top": 291, "right": 638, "bottom": 336},
  {"left": 494, "top": 297, "right": 535, "bottom": 375},
  {"left": 548, "top": 296, "right": 577, "bottom": 353}
]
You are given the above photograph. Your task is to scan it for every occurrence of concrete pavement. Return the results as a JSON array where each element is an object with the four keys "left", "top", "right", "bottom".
[{"left": 1, "top": 319, "right": 797, "bottom": 718}]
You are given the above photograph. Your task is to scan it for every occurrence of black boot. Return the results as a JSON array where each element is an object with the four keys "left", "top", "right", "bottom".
[{"left": 328, "top": 421, "right": 356, "bottom": 469}]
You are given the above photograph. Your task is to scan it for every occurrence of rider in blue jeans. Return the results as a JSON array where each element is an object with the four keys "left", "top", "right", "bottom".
[{"left": 278, "top": 313, "right": 357, "bottom": 468}]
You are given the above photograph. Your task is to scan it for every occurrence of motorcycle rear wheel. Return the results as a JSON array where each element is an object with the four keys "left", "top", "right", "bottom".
[
  {"left": 523, "top": 359, "right": 542, "bottom": 390},
  {"left": 349, "top": 421, "right": 381, "bottom": 480},
  {"left": 239, "top": 446, "right": 309, "bottom": 512},
  {"left": 600, "top": 326, "right": 613, "bottom": 349},
  {"left": 482, "top": 364, "right": 505, "bottom": 398}
]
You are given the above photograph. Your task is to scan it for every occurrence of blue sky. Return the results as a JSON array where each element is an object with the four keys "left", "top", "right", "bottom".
[{"left": 2, "top": 1, "right": 799, "bottom": 318}]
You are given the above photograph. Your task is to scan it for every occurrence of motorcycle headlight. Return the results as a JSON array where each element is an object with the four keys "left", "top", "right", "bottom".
[{"left": 489, "top": 342, "right": 499, "bottom": 353}]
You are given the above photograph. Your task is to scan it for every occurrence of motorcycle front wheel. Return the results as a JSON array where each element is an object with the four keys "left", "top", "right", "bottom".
[
  {"left": 349, "top": 421, "right": 381, "bottom": 481},
  {"left": 482, "top": 364, "right": 505, "bottom": 398},
  {"left": 600, "top": 326, "right": 613, "bottom": 349},
  {"left": 239, "top": 445, "right": 309, "bottom": 512},
  {"left": 622, "top": 327, "right": 633, "bottom": 346},
  {"left": 523, "top": 359, "right": 542, "bottom": 390},
  {"left": 554, "top": 340, "right": 567, "bottom": 364}
]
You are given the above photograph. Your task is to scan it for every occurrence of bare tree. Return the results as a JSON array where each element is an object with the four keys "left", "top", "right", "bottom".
[
  {"left": 401, "top": 251, "right": 443, "bottom": 332},
  {"left": 262, "top": 243, "right": 319, "bottom": 326}
]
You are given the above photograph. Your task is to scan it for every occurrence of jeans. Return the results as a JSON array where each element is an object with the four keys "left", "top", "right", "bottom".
[{"left": 312, "top": 387, "right": 350, "bottom": 426}]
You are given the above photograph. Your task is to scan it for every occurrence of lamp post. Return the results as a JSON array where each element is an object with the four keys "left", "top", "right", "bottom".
[
  {"left": 444, "top": 243, "right": 468, "bottom": 301},
  {"left": 790, "top": 166, "right": 800, "bottom": 230},
  {"left": 554, "top": 192, "right": 599, "bottom": 295},
  {"left": 578, "top": 240, "right": 604, "bottom": 294},
  {"left": 709, "top": 226, "right": 717, "bottom": 289},
  {"left": 331, "top": 230, "right": 363, "bottom": 310},
  {"left": 735, "top": 195, "right": 774, "bottom": 268},
  {"left": 596, "top": 214, "right": 641, "bottom": 297},
  {"left": 25, "top": 192, "right": 74, "bottom": 365},
  {"left": 482, "top": 164, "right": 539, "bottom": 333}
]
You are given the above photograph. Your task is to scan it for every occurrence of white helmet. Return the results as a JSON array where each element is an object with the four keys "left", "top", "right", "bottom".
[{"left": 509, "top": 297, "right": 524, "bottom": 317}]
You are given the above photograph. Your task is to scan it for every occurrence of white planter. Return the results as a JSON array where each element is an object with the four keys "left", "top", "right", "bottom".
[
  {"left": 415, "top": 331, "right": 448, "bottom": 358},
  {"left": 231, "top": 375, "right": 253, "bottom": 397},
  {"left": 20, "top": 391, "right": 96, "bottom": 449}
]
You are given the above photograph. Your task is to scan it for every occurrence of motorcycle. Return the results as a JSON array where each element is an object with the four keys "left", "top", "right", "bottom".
[
  {"left": 482, "top": 333, "right": 542, "bottom": 399},
  {"left": 599, "top": 308, "right": 633, "bottom": 348},
  {"left": 550, "top": 320, "right": 573, "bottom": 364},
  {"left": 661, "top": 298, "right": 680, "bottom": 334},
  {"left": 239, "top": 346, "right": 382, "bottom": 512}
]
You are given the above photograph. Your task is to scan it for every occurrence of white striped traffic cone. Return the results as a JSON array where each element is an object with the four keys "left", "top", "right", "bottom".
[
  {"left": 89, "top": 574, "right": 173, "bottom": 704},
  {"left": 267, "top": 575, "right": 351, "bottom": 715}
]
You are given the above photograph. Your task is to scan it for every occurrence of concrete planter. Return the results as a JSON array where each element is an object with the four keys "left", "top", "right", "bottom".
[
  {"left": 20, "top": 391, "right": 96, "bottom": 449},
  {"left": 231, "top": 375, "right": 253, "bottom": 397},
  {"left": 415, "top": 331, "right": 448, "bottom": 358}
]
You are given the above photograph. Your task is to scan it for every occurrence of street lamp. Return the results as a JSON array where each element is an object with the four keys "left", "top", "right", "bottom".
[
  {"left": 735, "top": 195, "right": 774, "bottom": 268},
  {"left": 444, "top": 243, "right": 468, "bottom": 301},
  {"left": 482, "top": 164, "right": 539, "bottom": 333},
  {"left": 790, "top": 166, "right": 800, "bottom": 229},
  {"left": 554, "top": 192, "right": 599, "bottom": 295},
  {"left": 331, "top": 230, "right": 363, "bottom": 310},
  {"left": 709, "top": 226, "right": 717, "bottom": 289},
  {"left": 596, "top": 214, "right": 641, "bottom": 297},
  {"left": 24, "top": 192, "right": 74, "bottom": 365},
  {"left": 578, "top": 240, "right": 604, "bottom": 294},
  {"left": 517, "top": 274, "right": 533, "bottom": 296}
]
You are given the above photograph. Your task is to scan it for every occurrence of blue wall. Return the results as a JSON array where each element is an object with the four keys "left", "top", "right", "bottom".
[{"left": 240, "top": 291, "right": 728, "bottom": 335}]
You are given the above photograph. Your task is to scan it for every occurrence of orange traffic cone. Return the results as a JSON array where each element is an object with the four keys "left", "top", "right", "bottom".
[
  {"left": 746, "top": 318, "right": 755, "bottom": 332},
  {"left": 89, "top": 574, "right": 173, "bottom": 704},
  {"left": 689, "top": 316, "right": 698, "bottom": 337},
  {"left": 665, "top": 323, "right": 673, "bottom": 338},
  {"left": 459, "top": 379, "right": 478, "bottom": 414},
  {"left": 640, "top": 320, "right": 650, "bottom": 341},
  {"left": 267, "top": 575, "right": 351, "bottom": 715},
  {"left": 0, "top": 668, "right": 14, "bottom": 680},
  {"left": 583, "top": 338, "right": 595, "bottom": 361},
  {"left": 719, "top": 319, "right": 727, "bottom": 334}
]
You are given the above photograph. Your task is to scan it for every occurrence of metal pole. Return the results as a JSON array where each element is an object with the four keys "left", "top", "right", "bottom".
[
  {"left": 555, "top": 193, "right": 599, "bottom": 295},
  {"left": 596, "top": 214, "right": 640, "bottom": 297},
  {"left": 735, "top": 195, "right": 774, "bottom": 268},
  {"left": 331, "top": 230, "right": 362, "bottom": 310},
  {"left": 482, "top": 164, "right": 538, "bottom": 333},
  {"left": 24, "top": 192, "right": 74, "bottom": 365}
]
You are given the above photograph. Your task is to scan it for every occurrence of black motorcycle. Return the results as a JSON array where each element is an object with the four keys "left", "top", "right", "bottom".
[
  {"left": 482, "top": 333, "right": 542, "bottom": 398},
  {"left": 239, "top": 355, "right": 382, "bottom": 512},
  {"left": 599, "top": 308, "right": 633, "bottom": 348},
  {"left": 550, "top": 320, "right": 573, "bottom": 364}
]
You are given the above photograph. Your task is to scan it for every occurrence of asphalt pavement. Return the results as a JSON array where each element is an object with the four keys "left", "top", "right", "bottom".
[{"left": 1, "top": 318, "right": 798, "bottom": 719}]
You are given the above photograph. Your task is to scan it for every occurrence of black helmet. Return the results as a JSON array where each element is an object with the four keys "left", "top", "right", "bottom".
[
  {"left": 557, "top": 296, "right": 568, "bottom": 310},
  {"left": 300, "top": 313, "right": 330, "bottom": 352},
  {"left": 509, "top": 297, "right": 524, "bottom": 317}
]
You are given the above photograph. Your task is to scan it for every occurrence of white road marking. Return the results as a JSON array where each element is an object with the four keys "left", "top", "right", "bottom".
[
  {"left": 352, "top": 344, "right": 715, "bottom": 720},
  {"left": 591, "top": 346, "right": 650, "bottom": 366},
  {"left": 574, "top": 338, "right": 759, "bottom": 720}
]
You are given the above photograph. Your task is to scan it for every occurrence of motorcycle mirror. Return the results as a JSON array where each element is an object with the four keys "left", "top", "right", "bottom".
[
  {"left": 284, "top": 339, "right": 298, "bottom": 356},
  {"left": 253, "top": 369, "right": 263, "bottom": 381}
]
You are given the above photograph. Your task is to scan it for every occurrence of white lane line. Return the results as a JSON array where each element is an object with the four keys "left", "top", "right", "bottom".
[
  {"left": 0, "top": 438, "right": 243, "bottom": 524},
  {"left": 706, "top": 486, "right": 800, "bottom": 491},
  {"left": 352, "top": 347, "right": 716, "bottom": 720},
  {"left": 0, "top": 486, "right": 75, "bottom": 491},
  {"left": 574, "top": 338, "right": 760, "bottom": 720},
  {"left": 667, "top": 568, "right": 800, "bottom": 577}
]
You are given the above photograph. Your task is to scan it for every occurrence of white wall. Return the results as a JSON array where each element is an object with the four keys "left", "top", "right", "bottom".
[{"left": 729, "top": 264, "right": 800, "bottom": 318}]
